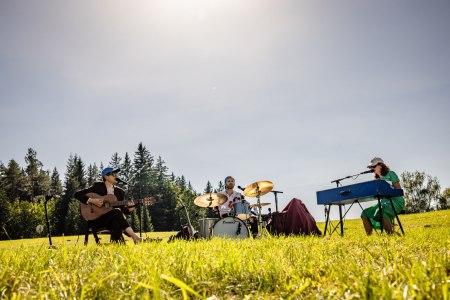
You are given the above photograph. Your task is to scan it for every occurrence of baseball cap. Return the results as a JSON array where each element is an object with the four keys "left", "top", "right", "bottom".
[
  {"left": 101, "top": 167, "right": 120, "bottom": 177},
  {"left": 367, "top": 157, "right": 384, "bottom": 168}
]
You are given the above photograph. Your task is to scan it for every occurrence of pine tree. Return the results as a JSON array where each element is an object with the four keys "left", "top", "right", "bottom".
[
  {"left": 204, "top": 181, "right": 213, "bottom": 194},
  {"left": 121, "top": 152, "right": 133, "bottom": 183},
  {"left": 65, "top": 156, "right": 86, "bottom": 234},
  {"left": 49, "top": 168, "right": 63, "bottom": 197},
  {"left": 86, "top": 164, "right": 100, "bottom": 186},
  {"left": 130, "top": 143, "right": 156, "bottom": 230},
  {"left": 2, "top": 160, "right": 27, "bottom": 201},
  {"left": 131, "top": 142, "right": 154, "bottom": 199},
  {"left": 142, "top": 206, "right": 154, "bottom": 232},
  {"left": 130, "top": 210, "right": 140, "bottom": 232},
  {"left": 109, "top": 152, "right": 122, "bottom": 170},
  {"left": 0, "top": 161, "right": 5, "bottom": 188},
  {"left": 176, "top": 175, "right": 187, "bottom": 191},
  {"left": 24, "top": 148, "right": 42, "bottom": 201},
  {"left": 54, "top": 155, "right": 86, "bottom": 235},
  {"left": 0, "top": 190, "right": 11, "bottom": 240},
  {"left": 215, "top": 181, "right": 224, "bottom": 193},
  {"left": 155, "top": 156, "right": 168, "bottom": 182}
]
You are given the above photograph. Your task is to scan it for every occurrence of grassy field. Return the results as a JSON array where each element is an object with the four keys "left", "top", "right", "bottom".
[{"left": 1, "top": 210, "right": 449, "bottom": 299}]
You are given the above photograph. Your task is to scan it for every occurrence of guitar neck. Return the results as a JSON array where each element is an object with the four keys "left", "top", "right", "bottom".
[
  {"left": 109, "top": 199, "right": 144, "bottom": 207},
  {"left": 85, "top": 193, "right": 154, "bottom": 207}
]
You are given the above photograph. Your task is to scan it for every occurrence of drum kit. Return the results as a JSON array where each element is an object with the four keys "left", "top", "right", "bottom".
[{"left": 194, "top": 180, "right": 274, "bottom": 239}]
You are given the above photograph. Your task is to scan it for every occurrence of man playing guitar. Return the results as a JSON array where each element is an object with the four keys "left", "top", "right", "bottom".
[{"left": 74, "top": 167, "right": 143, "bottom": 244}]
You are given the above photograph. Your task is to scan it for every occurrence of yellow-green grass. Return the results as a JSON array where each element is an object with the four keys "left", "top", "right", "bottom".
[{"left": 1, "top": 210, "right": 449, "bottom": 299}]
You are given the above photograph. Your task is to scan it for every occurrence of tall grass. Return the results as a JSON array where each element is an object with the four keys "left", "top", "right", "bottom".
[{"left": 1, "top": 210, "right": 449, "bottom": 299}]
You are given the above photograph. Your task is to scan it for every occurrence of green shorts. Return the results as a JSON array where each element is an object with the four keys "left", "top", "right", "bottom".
[{"left": 361, "top": 197, "right": 405, "bottom": 227}]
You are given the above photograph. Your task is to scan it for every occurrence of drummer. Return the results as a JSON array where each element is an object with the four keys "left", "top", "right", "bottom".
[
  {"left": 216, "top": 176, "right": 241, "bottom": 218},
  {"left": 217, "top": 176, "right": 258, "bottom": 235}
]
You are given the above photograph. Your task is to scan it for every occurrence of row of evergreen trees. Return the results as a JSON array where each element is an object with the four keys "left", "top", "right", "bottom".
[{"left": 0, "top": 143, "right": 205, "bottom": 239}]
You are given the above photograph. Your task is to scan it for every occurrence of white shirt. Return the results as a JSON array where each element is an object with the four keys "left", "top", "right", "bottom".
[
  {"left": 107, "top": 186, "right": 115, "bottom": 195},
  {"left": 218, "top": 190, "right": 242, "bottom": 216}
]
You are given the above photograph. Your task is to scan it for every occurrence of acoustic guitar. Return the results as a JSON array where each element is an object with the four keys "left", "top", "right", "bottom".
[
  {"left": 179, "top": 198, "right": 198, "bottom": 239},
  {"left": 80, "top": 192, "right": 156, "bottom": 221}
]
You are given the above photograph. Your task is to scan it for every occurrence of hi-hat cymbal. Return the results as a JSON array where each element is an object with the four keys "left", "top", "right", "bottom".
[
  {"left": 243, "top": 180, "right": 274, "bottom": 197},
  {"left": 250, "top": 203, "right": 270, "bottom": 208},
  {"left": 194, "top": 193, "right": 227, "bottom": 208}
]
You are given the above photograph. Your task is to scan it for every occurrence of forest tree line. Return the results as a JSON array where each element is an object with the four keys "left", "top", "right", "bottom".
[
  {"left": 0, "top": 144, "right": 204, "bottom": 240},
  {"left": 0, "top": 145, "right": 449, "bottom": 240}
]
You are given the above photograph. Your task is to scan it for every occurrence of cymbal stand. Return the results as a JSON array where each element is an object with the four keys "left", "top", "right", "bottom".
[{"left": 255, "top": 184, "right": 270, "bottom": 238}]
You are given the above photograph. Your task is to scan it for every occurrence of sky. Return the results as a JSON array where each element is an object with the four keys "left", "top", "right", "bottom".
[{"left": 1, "top": 0, "right": 449, "bottom": 222}]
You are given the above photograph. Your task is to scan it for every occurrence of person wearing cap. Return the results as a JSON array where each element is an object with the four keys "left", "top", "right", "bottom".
[
  {"left": 361, "top": 157, "right": 405, "bottom": 235},
  {"left": 74, "top": 167, "right": 143, "bottom": 243}
]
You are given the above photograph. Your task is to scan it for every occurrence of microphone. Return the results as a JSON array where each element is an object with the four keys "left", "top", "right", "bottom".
[
  {"left": 237, "top": 185, "right": 245, "bottom": 191},
  {"left": 360, "top": 169, "right": 374, "bottom": 175},
  {"left": 116, "top": 178, "right": 130, "bottom": 185}
]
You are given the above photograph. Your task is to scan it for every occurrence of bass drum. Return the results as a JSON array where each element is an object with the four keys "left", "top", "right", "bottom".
[
  {"left": 198, "top": 218, "right": 219, "bottom": 238},
  {"left": 212, "top": 217, "right": 249, "bottom": 239}
]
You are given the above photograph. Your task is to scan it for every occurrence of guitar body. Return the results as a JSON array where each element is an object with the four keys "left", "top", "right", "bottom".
[{"left": 79, "top": 192, "right": 155, "bottom": 221}]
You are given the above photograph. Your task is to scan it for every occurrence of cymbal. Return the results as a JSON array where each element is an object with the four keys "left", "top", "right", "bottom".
[
  {"left": 243, "top": 180, "right": 274, "bottom": 197},
  {"left": 194, "top": 193, "right": 227, "bottom": 208},
  {"left": 250, "top": 203, "right": 270, "bottom": 208}
]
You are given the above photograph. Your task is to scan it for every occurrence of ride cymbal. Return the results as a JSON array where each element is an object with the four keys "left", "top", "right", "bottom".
[
  {"left": 250, "top": 203, "right": 270, "bottom": 208},
  {"left": 194, "top": 193, "right": 227, "bottom": 208},
  {"left": 243, "top": 180, "right": 274, "bottom": 197}
]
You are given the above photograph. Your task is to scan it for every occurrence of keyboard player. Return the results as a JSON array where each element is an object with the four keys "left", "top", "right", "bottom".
[{"left": 361, "top": 157, "right": 405, "bottom": 235}]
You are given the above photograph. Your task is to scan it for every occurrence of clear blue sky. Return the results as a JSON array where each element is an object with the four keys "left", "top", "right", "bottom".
[{"left": 1, "top": 1, "right": 449, "bottom": 221}]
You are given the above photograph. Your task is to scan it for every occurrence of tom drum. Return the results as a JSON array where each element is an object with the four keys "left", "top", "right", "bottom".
[{"left": 232, "top": 200, "right": 252, "bottom": 220}]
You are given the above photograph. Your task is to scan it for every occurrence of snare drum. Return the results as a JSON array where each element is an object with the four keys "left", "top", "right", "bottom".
[
  {"left": 232, "top": 200, "right": 251, "bottom": 220},
  {"left": 198, "top": 218, "right": 219, "bottom": 238},
  {"left": 212, "top": 217, "right": 249, "bottom": 239}
]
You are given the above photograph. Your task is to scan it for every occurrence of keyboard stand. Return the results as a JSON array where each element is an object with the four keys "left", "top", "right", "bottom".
[{"left": 323, "top": 196, "right": 404, "bottom": 236}]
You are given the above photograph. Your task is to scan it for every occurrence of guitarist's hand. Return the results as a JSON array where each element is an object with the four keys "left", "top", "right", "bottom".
[
  {"left": 127, "top": 201, "right": 136, "bottom": 212},
  {"left": 88, "top": 198, "right": 104, "bottom": 207}
]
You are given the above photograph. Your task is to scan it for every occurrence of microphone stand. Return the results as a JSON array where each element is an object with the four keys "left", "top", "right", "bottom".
[
  {"left": 327, "top": 170, "right": 372, "bottom": 236},
  {"left": 128, "top": 168, "right": 144, "bottom": 238},
  {"left": 328, "top": 175, "right": 354, "bottom": 235},
  {"left": 270, "top": 190, "right": 283, "bottom": 213},
  {"left": 331, "top": 170, "right": 371, "bottom": 187},
  {"left": 44, "top": 195, "right": 53, "bottom": 247},
  {"left": 331, "top": 175, "right": 353, "bottom": 187},
  {"left": 137, "top": 169, "right": 143, "bottom": 238}
]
